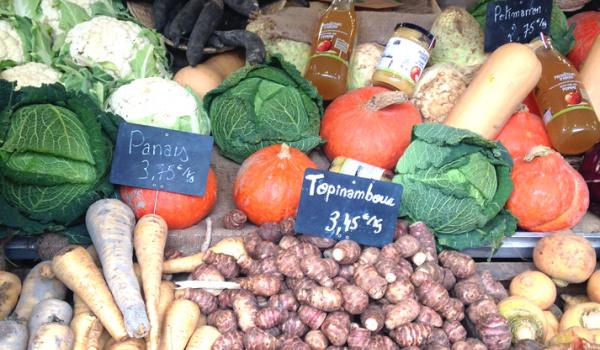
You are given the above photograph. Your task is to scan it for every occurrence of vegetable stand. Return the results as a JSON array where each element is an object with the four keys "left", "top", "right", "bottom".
[{"left": 1, "top": 0, "right": 600, "bottom": 349}]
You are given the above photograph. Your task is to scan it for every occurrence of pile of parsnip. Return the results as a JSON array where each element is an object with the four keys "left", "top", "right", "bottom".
[{"left": 0, "top": 198, "right": 514, "bottom": 350}]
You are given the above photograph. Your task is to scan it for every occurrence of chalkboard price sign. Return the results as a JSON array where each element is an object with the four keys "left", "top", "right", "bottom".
[
  {"left": 484, "top": 0, "right": 552, "bottom": 52},
  {"left": 294, "top": 169, "right": 403, "bottom": 247},
  {"left": 110, "top": 123, "right": 213, "bottom": 197}
]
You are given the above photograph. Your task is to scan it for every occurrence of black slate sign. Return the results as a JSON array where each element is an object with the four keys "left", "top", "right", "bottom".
[
  {"left": 294, "top": 169, "right": 403, "bottom": 247},
  {"left": 484, "top": 0, "right": 552, "bottom": 52},
  {"left": 110, "top": 122, "right": 213, "bottom": 196}
]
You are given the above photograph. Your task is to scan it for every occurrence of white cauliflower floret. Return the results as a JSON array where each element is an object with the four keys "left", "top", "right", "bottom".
[
  {"left": 0, "top": 20, "right": 25, "bottom": 63},
  {"left": 107, "top": 77, "right": 210, "bottom": 135},
  {"left": 65, "top": 16, "right": 159, "bottom": 79},
  {"left": 0, "top": 62, "right": 61, "bottom": 90},
  {"left": 39, "top": 0, "right": 96, "bottom": 36}
]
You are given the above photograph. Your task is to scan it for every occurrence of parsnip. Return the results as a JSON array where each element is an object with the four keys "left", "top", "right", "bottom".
[
  {"left": 105, "top": 338, "right": 146, "bottom": 350},
  {"left": 133, "top": 214, "right": 168, "bottom": 350},
  {"left": 0, "top": 271, "right": 21, "bottom": 319},
  {"left": 86, "top": 199, "right": 149, "bottom": 338},
  {"left": 13, "top": 262, "right": 66, "bottom": 320},
  {"left": 29, "top": 322, "right": 74, "bottom": 350},
  {"left": 52, "top": 245, "right": 128, "bottom": 341},
  {"left": 0, "top": 319, "right": 27, "bottom": 350},
  {"left": 71, "top": 294, "right": 104, "bottom": 350},
  {"left": 28, "top": 299, "right": 73, "bottom": 348},
  {"left": 159, "top": 300, "right": 200, "bottom": 350},
  {"left": 163, "top": 237, "right": 246, "bottom": 274},
  {"left": 185, "top": 326, "right": 221, "bottom": 350}
]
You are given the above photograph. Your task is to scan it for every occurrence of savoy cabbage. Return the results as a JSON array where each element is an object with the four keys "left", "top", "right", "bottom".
[
  {"left": 204, "top": 55, "right": 323, "bottom": 164},
  {"left": 0, "top": 80, "right": 120, "bottom": 243},
  {"left": 393, "top": 124, "right": 517, "bottom": 251}
]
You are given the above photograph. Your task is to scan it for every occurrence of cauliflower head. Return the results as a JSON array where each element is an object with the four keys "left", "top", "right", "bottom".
[
  {"left": 107, "top": 77, "right": 210, "bottom": 135},
  {"left": 0, "top": 19, "right": 25, "bottom": 63},
  {"left": 63, "top": 16, "right": 169, "bottom": 80},
  {"left": 40, "top": 0, "right": 95, "bottom": 36},
  {"left": 0, "top": 62, "right": 61, "bottom": 90}
]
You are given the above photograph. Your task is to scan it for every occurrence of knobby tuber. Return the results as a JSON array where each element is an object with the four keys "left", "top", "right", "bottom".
[
  {"left": 438, "top": 251, "right": 476, "bottom": 279},
  {"left": 279, "top": 236, "right": 300, "bottom": 250},
  {"left": 476, "top": 313, "right": 512, "bottom": 350},
  {"left": 281, "top": 311, "right": 308, "bottom": 338},
  {"left": 255, "top": 307, "right": 286, "bottom": 329},
  {"left": 305, "top": 329, "right": 329, "bottom": 349},
  {"left": 208, "top": 309, "right": 238, "bottom": 333},
  {"left": 301, "top": 256, "right": 338, "bottom": 287},
  {"left": 176, "top": 288, "right": 218, "bottom": 315},
  {"left": 296, "top": 286, "right": 343, "bottom": 312},
  {"left": 417, "top": 306, "right": 443, "bottom": 328},
  {"left": 240, "top": 274, "right": 281, "bottom": 296},
  {"left": 298, "top": 305, "right": 326, "bottom": 330},
  {"left": 385, "top": 278, "right": 414, "bottom": 304},
  {"left": 480, "top": 270, "right": 508, "bottom": 302},
  {"left": 384, "top": 298, "right": 420, "bottom": 330},
  {"left": 443, "top": 320, "right": 467, "bottom": 343},
  {"left": 268, "top": 291, "right": 298, "bottom": 312},
  {"left": 212, "top": 330, "right": 244, "bottom": 350},
  {"left": 390, "top": 323, "right": 432, "bottom": 347},
  {"left": 334, "top": 278, "right": 369, "bottom": 315},
  {"left": 375, "top": 257, "right": 411, "bottom": 283},
  {"left": 354, "top": 264, "right": 388, "bottom": 299},
  {"left": 257, "top": 223, "right": 283, "bottom": 242},
  {"left": 280, "top": 337, "right": 310, "bottom": 350},
  {"left": 243, "top": 327, "right": 279, "bottom": 350},
  {"left": 222, "top": 209, "right": 247, "bottom": 230},
  {"left": 191, "top": 263, "right": 225, "bottom": 295},
  {"left": 361, "top": 305, "right": 385, "bottom": 332},
  {"left": 276, "top": 250, "right": 303, "bottom": 279},
  {"left": 452, "top": 338, "right": 487, "bottom": 350},
  {"left": 332, "top": 240, "right": 361, "bottom": 264},
  {"left": 409, "top": 222, "right": 438, "bottom": 263},
  {"left": 357, "top": 247, "right": 380, "bottom": 266},
  {"left": 428, "top": 327, "right": 450, "bottom": 347},
  {"left": 347, "top": 325, "right": 370, "bottom": 349},
  {"left": 321, "top": 311, "right": 351, "bottom": 346},
  {"left": 232, "top": 290, "right": 258, "bottom": 332},
  {"left": 203, "top": 251, "right": 239, "bottom": 279},
  {"left": 299, "top": 235, "right": 336, "bottom": 249}
]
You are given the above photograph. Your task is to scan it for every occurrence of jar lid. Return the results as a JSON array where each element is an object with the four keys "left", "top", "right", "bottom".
[{"left": 394, "top": 23, "right": 436, "bottom": 47}]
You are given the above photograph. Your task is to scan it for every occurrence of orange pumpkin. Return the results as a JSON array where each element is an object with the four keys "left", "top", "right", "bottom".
[
  {"left": 120, "top": 168, "right": 218, "bottom": 229},
  {"left": 567, "top": 11, "right": 600, "bottom": 70},
  {"left": 233, "top": 144, "right": 316, "bottom": 225},
  {"left": 506, "top": 146, "right": 589, "bottom": 232},
  {"left": 320, "top": 87, "right": 422, "bottom": 170},
  {"left": 496, "top": 111, "right": 552, "bottom": 160}
]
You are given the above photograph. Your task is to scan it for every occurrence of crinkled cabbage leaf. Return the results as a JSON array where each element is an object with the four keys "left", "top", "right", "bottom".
[
  {"left": 393, "top": 124, "right": 517, "bottom": 251},
  {"left": 0, "top": 80, "right": 121, "bottom": 243},
  {"left": 204, "top": 55, "right": 323, "bottom": 164}
]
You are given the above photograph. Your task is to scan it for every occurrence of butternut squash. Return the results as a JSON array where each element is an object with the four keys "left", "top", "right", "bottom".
[
  {"left": 580, "top": 36, "right": 600, "bottom": 120},
  {"left": 204, "top": 51, "right": 245, "bottom": 77},
  {"left": 174, "top": 65, "right": 223, "bottom": 99},
  {"left": 445, "top": 43, "right": 542, "bottom": 139}
]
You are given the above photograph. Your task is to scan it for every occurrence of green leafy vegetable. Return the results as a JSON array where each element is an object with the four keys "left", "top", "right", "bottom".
[
  {"left": 0, "top": 15, "right": 53, "bottom": 67},
  {"left": 0, "top": 80, "right": 120, "bottom": 243},
  {"left": 469, "top": 0, "right": 574, "bottom": 55},
  {"left": 204, "top": 55, "right": 323, "bottom": 164},
  {"left": 393, "top": 124, "right": 517, "bottom": 251}
]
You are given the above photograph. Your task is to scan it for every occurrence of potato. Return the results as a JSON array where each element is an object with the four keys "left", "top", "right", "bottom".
[{"left": 533, "top": 231, "right": 596, "bottom": 286}]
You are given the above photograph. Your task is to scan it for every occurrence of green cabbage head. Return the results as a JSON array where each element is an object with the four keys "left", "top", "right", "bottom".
[
  {"left": 0, "top": 80, "right": 120, "bottom": 243},
  {"left": 204, "top": 55, "right": 323, "bottom": 164},
  {"left": 393, "top": 124, "right": 517, "bottom": 251}
]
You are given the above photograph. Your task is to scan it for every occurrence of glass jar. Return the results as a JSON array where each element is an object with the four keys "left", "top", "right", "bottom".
[{"left": 372, "top": 23, "right": 435, "bottom": 96}]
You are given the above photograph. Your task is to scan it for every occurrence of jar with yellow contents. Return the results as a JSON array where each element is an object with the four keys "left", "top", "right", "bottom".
[{"left": 372, "top": 23, "right": 435, "bottom": 96}]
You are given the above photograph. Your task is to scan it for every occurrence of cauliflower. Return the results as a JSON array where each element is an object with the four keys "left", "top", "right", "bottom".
[
  {"left": 39, "top": 0, "right": 95, "bottom": 36},
  {"left": 0, "top": 62, "right": 60, "bottom": 89},
  {"left": 64, "top": 16, "right": 169, "bottom": 80},
  {"left": 107, "top": 77, "right": 210, "bottom": 135},
  {"left": 0, "top": 20, "right": 25, "bottom": 63}
]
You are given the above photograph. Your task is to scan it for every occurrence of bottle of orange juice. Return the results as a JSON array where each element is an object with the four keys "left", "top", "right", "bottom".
[{"left": 304, "top": 0, "right": 357, "bottom": 101}]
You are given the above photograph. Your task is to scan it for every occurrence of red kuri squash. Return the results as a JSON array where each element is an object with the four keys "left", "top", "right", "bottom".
[
  {"left": 320, "top": 87, "right": 422, "bottom": 170},
  {"left": 506, "top": 146, "right": 589, "bottom": 232},
  {"left": 496, "top": 111, "right": 552, "bottom": 160},
  {"left": 233, "top": 144, "right": 316, "bottom": 225},
  {"left": 567, "top": 11, "right": 600, "bottom": 70},
  {"left": 120, "top": 168, "right": 218, "bottom": 229}
]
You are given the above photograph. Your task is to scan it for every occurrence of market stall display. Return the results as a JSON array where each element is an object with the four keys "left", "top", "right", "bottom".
[{"left": 1, "top": 0, "right": 600, "bottom": 348}]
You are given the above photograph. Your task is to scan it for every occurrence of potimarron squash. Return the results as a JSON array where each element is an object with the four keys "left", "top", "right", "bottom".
[
  {"left": 506, "top": 146, "right": 589, "bottom": 231},
  {"left": 581, "top": 36, "right": 600, "bottom": 120},
  {"left": 445, "top": 43, "right": 542, "bottom": 139},
  {"left": 234, "top": 144, "right": 316, "bottom": 225}
]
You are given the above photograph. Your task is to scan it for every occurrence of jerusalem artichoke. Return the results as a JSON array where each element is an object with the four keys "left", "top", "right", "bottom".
[
  {"left": 255, "top": 307, "right": 287, "bottom": 329},
  {"left": 417, "top": 306, "right": 443, "bottom": 328},
  {"left": 347, "top": 325, "right": 370, "bottom": 349},
  {"left": 298, "top": 305, "right": 327, "bottom": 330},
  {"left": 389, "top": 323, "right": 432, "bottom": 347},
  {"left": 443, "top": 320, "right": 467, "bottom": 343},
  {"left": 268, "top": 291, "right": 298, "bottom": 312},
  {"left": 384, "top": 298, "right": 421, "bottom": 330},
  {"left": 321, "top": 311, "right": 351, "bottom": 346},
  {"left": 232, "top": 290, "right": 258, "bottom": 332},
  {"left": 361, "top": 305, "right": 385, "bottom": 332},
  {"left": 296, "top": 286, "right": 343, "bottom": 312},
  {"left": 175, "top": 288, "right": 218, "bottom": 314},
  {"left": 240, "top": 274, "right": 281, "bottom": 296},
  {"left": 203, "top": 251, "right": 239, "bottom": 279},
  {"left": 385, "top": 278, "right": 415, "bottom": 304},
  {"left": 354, "top": 264, "right": 388, "bottom": 299},
  {"left": 332, "top": 240, "right": 361, "bottom": 264},
  {"left": 243, "top": 327, "right": 279, "bottom": 350},
  {"left": 304, "top": 329, "right": 329, "bottom": 350},
  {"left": 207, "top": 309, "right": 238, "bottom": 333},
  {"left": 281, "top": 311, "right": 308, "bottom": 338},
  {"left": 222, "top": 209, "right": 247, "bottom": 230},
  {"left": 438, "top": 251, "right": 476, "bottom": 279},
  {"left": 212, "top": 330, "right": 244, "bottom": 350}
]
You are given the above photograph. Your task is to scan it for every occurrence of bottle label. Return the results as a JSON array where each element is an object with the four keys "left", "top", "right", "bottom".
[
  {"left": 311, "top": 21, "right": 353, "bottom": 65},
  {"left": 376, "top": 37, "right": 430, "bottom": 85},
  {"left": 334, "top": 158, "right": 386, "bottom": 180},
  {"left": 539, "top": 71, "right": 595, "bottom": 124}
]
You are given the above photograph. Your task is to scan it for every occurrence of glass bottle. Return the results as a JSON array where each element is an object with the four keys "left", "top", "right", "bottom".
[
  {"left": 304, "top": 0, "right": 357, "bottom": 101},
  {"left": 531, "top": 35, "right": 600, "bottom": 155}
]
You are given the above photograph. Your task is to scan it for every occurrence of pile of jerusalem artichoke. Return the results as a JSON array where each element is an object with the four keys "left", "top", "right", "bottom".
[{"left": 167, "top": 217, "right": 514, "bottom": 350}]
